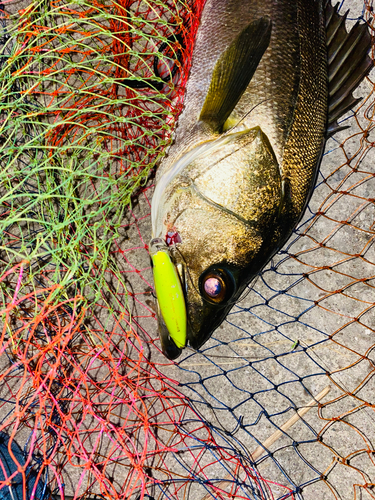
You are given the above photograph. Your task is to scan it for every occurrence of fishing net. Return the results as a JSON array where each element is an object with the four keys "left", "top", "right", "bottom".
[{"left": 0, "top": 0, "right": 374, "bottom": 499}]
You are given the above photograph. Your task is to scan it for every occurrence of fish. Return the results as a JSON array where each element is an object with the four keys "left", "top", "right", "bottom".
[{"left": 150, "top": 0, "right": 373, "bottom": 359}]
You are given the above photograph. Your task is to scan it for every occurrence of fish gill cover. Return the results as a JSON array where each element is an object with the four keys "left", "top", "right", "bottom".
[{"left": 0, "top": 1, "right": 373, "bottom": 500}]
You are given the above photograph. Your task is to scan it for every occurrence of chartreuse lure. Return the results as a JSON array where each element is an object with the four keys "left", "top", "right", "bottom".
[{"left": 149, "top": 238, "right": 187, "bottom": 349}]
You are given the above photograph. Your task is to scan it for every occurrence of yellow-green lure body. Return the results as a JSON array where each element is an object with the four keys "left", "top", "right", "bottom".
[{"left": 149, "top": 238, "right": 187, "bottom": 350}]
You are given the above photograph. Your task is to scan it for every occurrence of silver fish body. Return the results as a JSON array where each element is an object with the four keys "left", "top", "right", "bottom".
[{"left": 151, "top": 0, "right": 372, "bottom": 359}]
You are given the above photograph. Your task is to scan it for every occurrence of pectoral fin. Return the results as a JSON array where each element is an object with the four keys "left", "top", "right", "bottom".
[
  {"left": 199, "top": 18, "right": 272, "bottom": 132},
  {"left": 326, "top": 2, "right": 373, "bottom": 137}
]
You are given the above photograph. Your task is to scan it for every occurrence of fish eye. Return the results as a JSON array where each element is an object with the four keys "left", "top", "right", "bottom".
[
  {"left": 204, "top": 275, "right": 225, "bottom": 300},
  {"left": 200, "top": 269, "right": 234, "bottom": 304}
]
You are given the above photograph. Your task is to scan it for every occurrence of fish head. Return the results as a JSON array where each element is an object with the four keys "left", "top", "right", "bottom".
[
  {"left": 155, "top": 213, "right": 263, "bottom": 358},
  {"left": 153, "top": 127, "right": 282, "bottom": 358}
]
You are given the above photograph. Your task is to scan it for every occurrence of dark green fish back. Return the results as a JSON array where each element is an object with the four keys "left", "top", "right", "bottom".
[{"left": 281, "top": 0, "right": 327, "bottom": 225}]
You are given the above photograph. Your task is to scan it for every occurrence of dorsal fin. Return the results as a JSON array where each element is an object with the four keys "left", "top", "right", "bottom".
[
  {"left": 199, "top": 18, "right": 272, "bottom": 132},
  {"left": 326, "top": 2, "right": 373, "bottom": 137}
]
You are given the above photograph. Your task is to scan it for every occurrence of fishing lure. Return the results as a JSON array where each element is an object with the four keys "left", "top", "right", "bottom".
[{"left": 149, "top": 238, "right": 187, "bottom": 354}]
